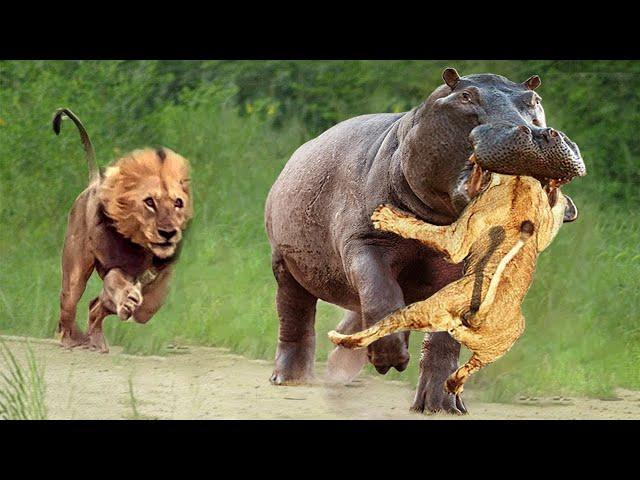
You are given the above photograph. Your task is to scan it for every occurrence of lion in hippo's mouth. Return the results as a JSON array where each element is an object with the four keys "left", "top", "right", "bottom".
[{"left": 328, "top": 173, "right": 578, "bottom": 400}]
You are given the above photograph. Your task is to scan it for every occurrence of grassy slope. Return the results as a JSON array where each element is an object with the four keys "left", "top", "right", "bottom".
[{"left": 0, "top": 61, "right": 638, "bottom": 401}]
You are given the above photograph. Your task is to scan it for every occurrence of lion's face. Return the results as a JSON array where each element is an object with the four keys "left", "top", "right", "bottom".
[{"left": 99, "top": 148, "right": 192, "bottom": 259}]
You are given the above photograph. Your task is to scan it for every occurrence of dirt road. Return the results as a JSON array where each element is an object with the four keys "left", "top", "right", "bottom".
[{"left": 2, "top": 335, "right": 639, "bottom": 420}]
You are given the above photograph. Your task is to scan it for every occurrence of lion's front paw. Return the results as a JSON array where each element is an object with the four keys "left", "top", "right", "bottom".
[
  {"left": 371, "top": 204, "right": 405, "bottom": 232},
  {"left": 59, "top": 325, "right": 89, "bottom": 349},
  {"left": 117, "top": 283, "right": 143, "bottom": 320}
]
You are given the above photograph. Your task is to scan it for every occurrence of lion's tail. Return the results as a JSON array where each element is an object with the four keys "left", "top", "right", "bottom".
[
  {"left": 477, "top": 220, "right": 534, "bottom": 317},
  {"left": 52, "top": 108, "right": 99, "bottom": 182}
]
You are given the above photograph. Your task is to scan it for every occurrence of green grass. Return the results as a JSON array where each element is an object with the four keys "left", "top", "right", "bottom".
[
  {"left": 125, "top": 376, "right": 157, "bottom": 420},
  {"left": 0, "top": 341, "right": 47, "bottom": 420},
  {"left": 0, "top": 60, "right": 638, "bottom": 403}
]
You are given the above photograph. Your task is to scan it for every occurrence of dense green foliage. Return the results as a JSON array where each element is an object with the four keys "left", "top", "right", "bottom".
[{"left": 0, "top": 60, "right": 638, "bottom": 401}]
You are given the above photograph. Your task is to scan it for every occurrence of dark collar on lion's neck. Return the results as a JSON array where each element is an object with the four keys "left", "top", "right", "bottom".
[{"left": 137, "top": 251, "right": 178, "bottom": 287}]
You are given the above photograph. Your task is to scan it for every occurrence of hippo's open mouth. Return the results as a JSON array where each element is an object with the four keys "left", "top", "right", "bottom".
[
  {"left": 464, "top": 153, "right": 569, "bottom": 208},
  {"left": 469, "top": 123, "right": 587, "bottom": 183}
]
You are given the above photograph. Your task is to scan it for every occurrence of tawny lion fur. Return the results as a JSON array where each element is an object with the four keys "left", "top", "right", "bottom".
[
  {"left": 55, "top": 108, "right": 192, "bottom": 353},
  {"left": 329, "top": 174, "right": 569, "bottom": 396}
]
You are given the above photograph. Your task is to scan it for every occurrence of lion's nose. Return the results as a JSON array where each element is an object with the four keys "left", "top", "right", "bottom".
[{"left": 158, "top": 229, "right": 177, "bottom": 240}]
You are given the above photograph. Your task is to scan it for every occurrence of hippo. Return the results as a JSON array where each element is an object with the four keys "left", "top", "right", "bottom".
[{"left": 264, "top": 68, "right": 586, "bottom": 414}]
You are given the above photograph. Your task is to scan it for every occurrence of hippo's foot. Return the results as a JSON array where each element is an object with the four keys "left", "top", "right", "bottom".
[
  {"left": 411, "top": 332, "right": 467, "bottom": 415},
  {"left": 411, "top": 382, "right": 467, "bottom": 415},
  {"left": 326, "top": 346, "right": 368, "bottom": 384},
  {"left": 59, "top": 325, "right": 89, "bottom": 350},
  {"left": 367, "top": 333, "right": 411, "bottom": 375},
  {"left": 270, "top": 340, "right": 315, "bottom": 385}
]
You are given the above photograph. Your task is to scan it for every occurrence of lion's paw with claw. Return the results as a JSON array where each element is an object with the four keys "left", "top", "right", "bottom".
[
  {"left": 117, "top": 283, "right": 143, "bottom": 320},
  {"left": 371, "top": 204, "right": 407, "bottom": 233}
]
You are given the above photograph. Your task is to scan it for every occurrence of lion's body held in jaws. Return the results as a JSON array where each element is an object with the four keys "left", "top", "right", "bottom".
[
  {"left": 55, "top": 109, "right": 192, "bottom": 353},
  {"left": 329, "top": 174, "right": 572, "bottom": 398}
]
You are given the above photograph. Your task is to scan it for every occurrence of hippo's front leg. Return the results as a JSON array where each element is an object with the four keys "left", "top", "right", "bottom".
[
  {"left": 345, "top": 244, "right": 411, "bottom": 374},
  {"left": 412, "top": 332, "right": 467, "bottom": 414}
]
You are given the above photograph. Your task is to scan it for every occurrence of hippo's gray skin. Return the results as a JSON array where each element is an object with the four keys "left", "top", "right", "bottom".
[{"left": 264, "top": 68, "right": 586, "bottom": 414}]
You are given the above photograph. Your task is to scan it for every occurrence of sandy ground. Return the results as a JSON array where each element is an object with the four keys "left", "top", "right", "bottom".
[{"left": 2, "top": 335, "right": 639, "bottom": 420}]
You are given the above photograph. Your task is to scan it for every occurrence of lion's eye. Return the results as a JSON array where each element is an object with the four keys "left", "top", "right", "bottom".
[
  {"left": 144, "top": 197, "right": 155, "bottom": 209},
  {"left": 175, "top": 198, "right": 184, "bottom": 208}
]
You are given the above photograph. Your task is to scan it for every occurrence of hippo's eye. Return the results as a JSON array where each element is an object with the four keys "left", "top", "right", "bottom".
[
  {"left": 174, "top": 198, "right": 184, "bottom": 208},
  {"left": 461, "top": 92, "right": 472, "bottom": 103},
  {"left": 144, "top": 197, "right": 155, "bottom": 209}
]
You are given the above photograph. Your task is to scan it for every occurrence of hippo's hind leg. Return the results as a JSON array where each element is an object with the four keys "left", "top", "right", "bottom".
[
  {"left": 326, "top": 311, "right": 368, "bottom": 383},
  {"left": 270, "top": 252, "right": 318, "bottom": 385}
]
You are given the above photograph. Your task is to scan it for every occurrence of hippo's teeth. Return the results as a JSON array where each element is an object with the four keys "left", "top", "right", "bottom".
[
  {"left": 468, "top": 152, "right": 478, "bottom": 164},
  {"left": 465, "top": 162, "right": 487, "bottom": 199}
]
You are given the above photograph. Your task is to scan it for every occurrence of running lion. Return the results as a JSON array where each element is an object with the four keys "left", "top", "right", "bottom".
[{"left": 54, "top": 108, "right": 193, "bottom": 353}]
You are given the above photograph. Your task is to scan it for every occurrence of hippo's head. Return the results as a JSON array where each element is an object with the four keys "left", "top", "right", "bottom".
[{"left": 419, "top": 68, "right": 586, "bottom": 213}]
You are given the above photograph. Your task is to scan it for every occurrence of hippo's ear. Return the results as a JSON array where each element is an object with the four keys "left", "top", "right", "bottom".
[
  {"left": 524, "top": 75, "right": 541, "bottom": 90},
  {"left": 442, "top": 68, "right": 461, "bottom": 89}
]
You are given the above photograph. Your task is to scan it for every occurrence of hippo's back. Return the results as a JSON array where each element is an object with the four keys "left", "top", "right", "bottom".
[{"left": 265, "top": 112, "right": 403, "bottom": 303}]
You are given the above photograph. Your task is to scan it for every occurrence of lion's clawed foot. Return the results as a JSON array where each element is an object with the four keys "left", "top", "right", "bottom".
[
  {"left": 116, "top": 283, "right": 143, "bottom": 320},
  {"left": 371, "top": 204, "right": 407, "bottom": 232},
  {"left": 87, "top": 328, "right": 109, "bottom": 354},
  {"left": 59, "top": 325, "right": 89, "bottom": 349}
]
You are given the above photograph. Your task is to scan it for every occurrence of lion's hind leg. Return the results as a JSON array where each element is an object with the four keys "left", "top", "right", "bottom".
[
  {"left": 328, "top": 295, "right": 459, "bottom": 350},
  {"left": 444, "top": 353, "right": 486, "bottom": 396},
  {"left": 445, "top": 312, "right": 525, "bottom": 396},
  {"left": 86, "top": 297, "right": 111, "bottom": 353},
  {"left": 58, "top": 235, "right": 94, "bottom": 349}
]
